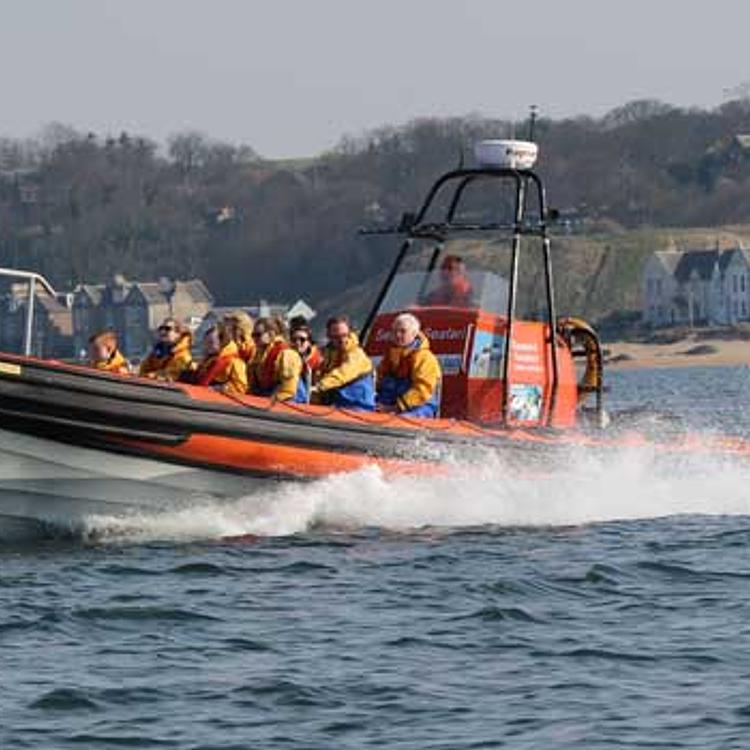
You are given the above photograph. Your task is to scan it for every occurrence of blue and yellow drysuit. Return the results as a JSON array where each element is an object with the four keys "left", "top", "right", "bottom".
[
  {"left": 376, "top": 332, "right": 441, "bottom": 418},
  {"left": 315, "top": 332, "right": 375, "bottom": 411}
]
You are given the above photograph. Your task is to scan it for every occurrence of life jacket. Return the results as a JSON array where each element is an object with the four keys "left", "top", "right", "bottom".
[
  {"left": 252, "top": 339, "right": 289, "bottom": 396},
  {"left": 250, "top": 339, "right": 307, "bottom": 403},
  {"left": 236, "top": 337, "right": 256, "bottom": 364},
  {"left": 298, "top": 345, "right": 323, "bottom": 402},
  {"left": 377, "top": 333, "right": 440, "bottom": 417},
  {"left": 193, "top": 341, "right": 246, "bottom": 397},
  {"left": 140, "top": 333, "right": 192, "bottom": 381},
  {"left": 195, "top": 353, "right": 234, "bottom": 387},
  {"left": 93, "top": 348, "right": 130, "bottom": 375},
  {"left": 304, "top": 345, "right": 324, "bottom": 377}
]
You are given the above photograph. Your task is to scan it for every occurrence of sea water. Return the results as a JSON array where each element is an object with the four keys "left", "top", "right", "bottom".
[{"left": 3, "top": 365, "right": 750, "bottom": 748}]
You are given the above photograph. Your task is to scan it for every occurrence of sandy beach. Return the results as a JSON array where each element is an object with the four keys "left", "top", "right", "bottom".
[{"left": 604, "top": 336, "right": 750, "bottom": 370}]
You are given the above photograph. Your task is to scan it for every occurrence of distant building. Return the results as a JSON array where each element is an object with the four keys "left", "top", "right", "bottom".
[
  {"left": 72, "top": 275, "right": 214, "bottom": 358},
  {"left": 0, "top": 283, "right": 73, "bottom": 358},
  {"left": 642, "top": 245, "right": 750, "bottom": 327},
  {"left": 121, "top": 279, "right": 213, "bottom": 356},
  {"left": 286, "top": 299, "right": 316, "bottom": 322},
  {"left": 717, "top": 134, "right": 750, "bottom": 167}
]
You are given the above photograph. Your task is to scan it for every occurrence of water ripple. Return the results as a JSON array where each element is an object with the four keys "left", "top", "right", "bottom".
[
  {"left": 30, "top": 688, "right": 100, "bottom": 712},
  {"left": 5, "top": 367, "right": 750, "bottom": 748},
  {"left": 72, "top": 606, "right": 220, "bottom": 623},
  {"left": 169, "top": 562, "right": 229, "bottom": 575},
  {"left": 453, "top": 604, "right": 541, "bottom": 623}
]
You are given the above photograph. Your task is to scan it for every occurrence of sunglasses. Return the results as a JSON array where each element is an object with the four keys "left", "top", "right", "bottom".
[
  {"left": 252, "top": 331, "right": 267, "bottom": 339},
  {"left": 291, "top": 336, "right": 309, "bottom": 344},
  {"left": 158, "top": 326, "right": 176, "bottom": 333}
]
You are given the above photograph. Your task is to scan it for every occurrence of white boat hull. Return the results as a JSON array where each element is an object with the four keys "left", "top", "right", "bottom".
[{"left": 0, "top": 429, "right": 269, "bottom": 540}]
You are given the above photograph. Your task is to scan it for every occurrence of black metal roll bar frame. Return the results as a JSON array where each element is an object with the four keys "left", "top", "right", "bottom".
[{"left": 360, "top": 166, "right": 560, "bottom": 427}]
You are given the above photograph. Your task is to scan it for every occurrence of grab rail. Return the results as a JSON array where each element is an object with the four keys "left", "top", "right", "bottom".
[{"left": 0, "top": 268, "right": 58, "bottom": 356}]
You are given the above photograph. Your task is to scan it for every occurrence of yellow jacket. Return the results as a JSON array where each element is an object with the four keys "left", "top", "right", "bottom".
[
  {"left": 139, "top": 333, "right": 193, "bottom": 381},
  {"left": 194, "top": 340, "right": 247, "bottom": 397},
  {"left": 92, "top": 349, "right": 130, "bottom": 375},
  {"left": 377, "top": 332, "right": 441, "bottom": 412},
  {"left": 317, "top": 332, "right": 373, "bottom": 393},
  {"left": 248, "top": 336, "right": 302, "bottom": 402},
  {"left": 236, "top": 337, "right": 256, "bottom": 364}
]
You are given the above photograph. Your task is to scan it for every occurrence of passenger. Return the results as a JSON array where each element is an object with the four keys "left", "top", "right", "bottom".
[
  {"left": 223, "top": 310, "right": 255, "bottom": 365},
  {"left": 273, "top": 315, "right": 290, "bottom": 341},
  {"left": 311, "top": 316, "right": 375, "bottom": 411},
  {"left": 139, "top": 317, "right": 193, "bottom": 381},
  {"left": 423, "top": 255, "right": 474, "bottom": 307},
  {"left": 192, "top": 323, "right": 247, "bottom": 397},
  {"left": 247, "top": 317, "right": 306, "bottom": 403},
  {"left": 289, "top": 316, "right": 323, "bottom": 387},
  {"left": 88, "top": 330, "right": 130, "bottom": 375},
  {"left": 376, "top": 313, "right": 441, "bottom": 418}
]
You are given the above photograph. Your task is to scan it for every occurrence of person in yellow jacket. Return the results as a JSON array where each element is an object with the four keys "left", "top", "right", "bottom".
[
  {"left": 311, "top": 316, "right": 375, "bottom": 410},
  {"left": 224, "top": 310, "right": 255, "bottom": 365},
  {"left": 88, "top": 330, "right": 130, "bottom": 375},
  {"left": 192, "top": 323, "right": 247, "bottom": 397},
  {"left": 139, "top": 318, "right": 193, "bottom": 381},
  {"left": 376, "top": 313, "right": 441, "bottom": 417},
  {"left": 247, "top": 317, "right": 306, "bottom": 403}
]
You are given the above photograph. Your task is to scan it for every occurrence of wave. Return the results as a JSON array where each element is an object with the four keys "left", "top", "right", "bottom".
[{"left": 63, "top": 443, "right": 750, "bottom": 544}]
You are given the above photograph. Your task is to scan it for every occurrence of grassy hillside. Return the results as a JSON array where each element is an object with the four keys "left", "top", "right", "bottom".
[{"left": 315, "top": 225, "right": 750, "bottom": 339}]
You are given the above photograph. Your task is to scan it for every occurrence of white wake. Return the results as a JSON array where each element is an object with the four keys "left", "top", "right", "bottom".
[{"left": 76, "top": 446, "right": 750, "bottom": 543}]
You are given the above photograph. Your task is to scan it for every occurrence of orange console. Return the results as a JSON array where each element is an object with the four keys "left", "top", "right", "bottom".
[{"left": 366, "top": 308, "right": 579, "bottom": 428}]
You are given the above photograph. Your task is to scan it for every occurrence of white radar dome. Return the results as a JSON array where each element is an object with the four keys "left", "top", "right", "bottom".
[{"left": 474, "top": 139, "right": 538, "bottom": 169}]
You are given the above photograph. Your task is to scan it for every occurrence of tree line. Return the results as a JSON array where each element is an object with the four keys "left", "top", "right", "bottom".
[{"left": 2, "top": 98, "right": 750, "bottom": 318}]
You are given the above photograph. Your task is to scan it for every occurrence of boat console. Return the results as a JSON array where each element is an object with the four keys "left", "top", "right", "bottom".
[{"left": 362, "top": 139, "right": 601, "bottom": 428}]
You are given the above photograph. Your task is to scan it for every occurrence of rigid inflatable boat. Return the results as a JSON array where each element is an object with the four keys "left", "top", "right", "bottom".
[{"left": 1, "top": 139, "right": 749, "bottom": 534}]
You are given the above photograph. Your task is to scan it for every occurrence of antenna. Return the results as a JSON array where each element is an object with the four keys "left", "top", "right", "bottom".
[{"left": 528, "top": 104, "right": 538, "bottom": 141}]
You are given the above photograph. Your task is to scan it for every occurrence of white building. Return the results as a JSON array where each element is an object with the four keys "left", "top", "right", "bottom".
[
  {"left": 642, "top": 245, "right": 750, "bottom": 327},
  {"left": 722, "top": 249, "right": 750, "bottom": 323},
  {"left": 642, "top": 250, "right": 682, "bottom": 327}
]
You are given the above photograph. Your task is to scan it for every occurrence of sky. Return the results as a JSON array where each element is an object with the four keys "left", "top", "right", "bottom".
[{"left": 1, "top": 0, "right": 749, "bottom": 158}]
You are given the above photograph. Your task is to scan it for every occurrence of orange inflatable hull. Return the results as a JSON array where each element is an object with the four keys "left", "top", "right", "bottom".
[{"left": 0, "top": 353, "right": 749, "bottom": 483}]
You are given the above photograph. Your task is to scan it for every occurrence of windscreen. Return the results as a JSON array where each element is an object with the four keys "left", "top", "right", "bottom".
[{"left": 373, "top": 234, "right": 552, "bottom": 322}]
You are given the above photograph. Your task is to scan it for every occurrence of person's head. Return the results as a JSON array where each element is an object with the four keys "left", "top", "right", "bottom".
[
  {"left": 156, "top": 317, "right": 181, "bottom": 345},
  {"left": 440, "top": 255, "right": 466, "bottom": 281},
  {"left": 272, "top": 315, "right": 289, "bottom": 341},
  {"left": 89, "top": 330, "right": 118, "bottom": 362},
  {"left": 392, "top": 313, "right": 420, "bottom": 348},
  {"left": 290, "top": 319, "right": 314, "bottom": 355},
  {"left": 326, "top": 316, "right": 351, "bottom": 352},
  {"left": 223, "top": 310, "right": 254, "bottom": 344},
  {"left": 202, "top": 325, "right": 222, "bottom": 357},
  {"left": 288, "top": 315, "right": 308, "bottom": 332},
  {"left": 252, "top": 317, "right": 276, "bottom": 351}
]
